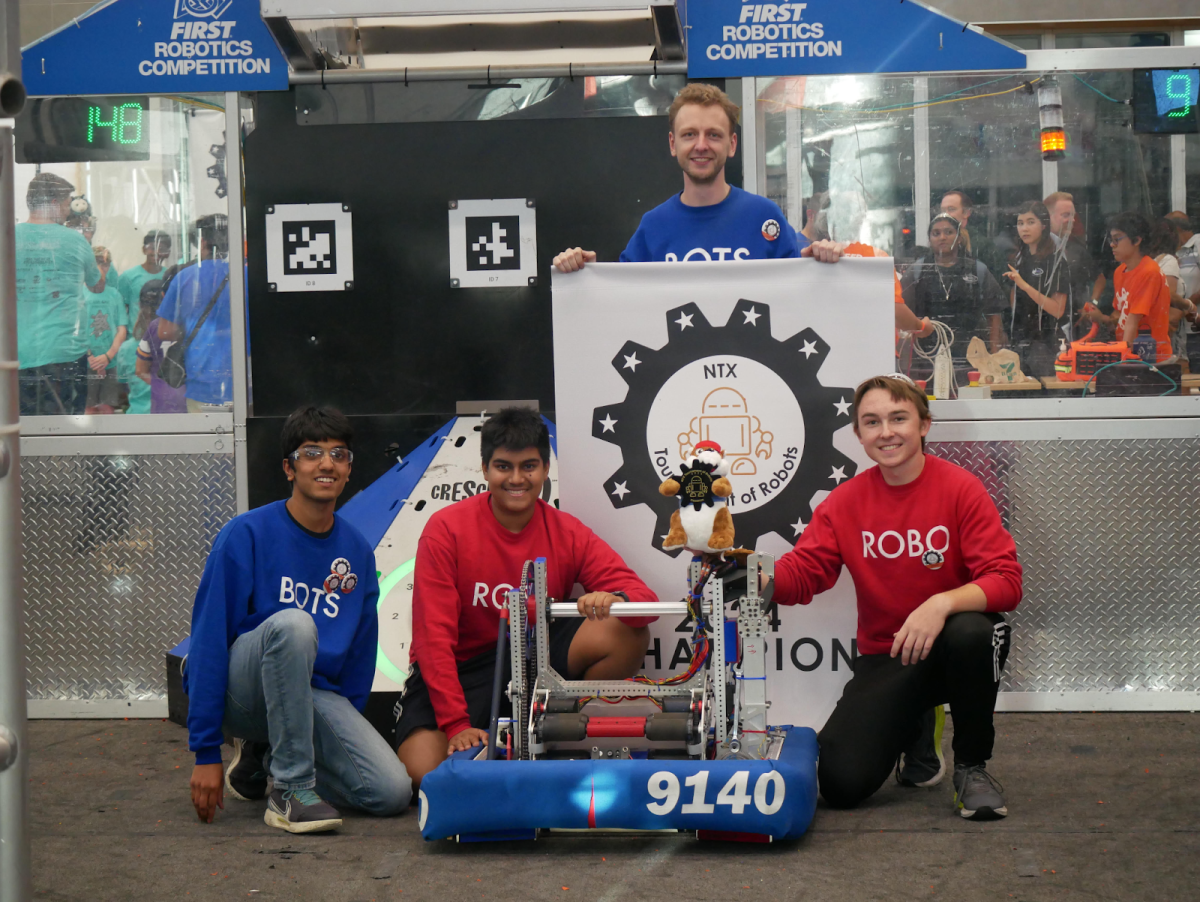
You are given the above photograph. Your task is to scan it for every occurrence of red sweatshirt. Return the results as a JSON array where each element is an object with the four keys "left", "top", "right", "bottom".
[
  {"left": 412, "top": 492, "right": 658, "bottom": 738},
  {"left": 773, "top": 454, "right": 1022, "bottom": 655}
]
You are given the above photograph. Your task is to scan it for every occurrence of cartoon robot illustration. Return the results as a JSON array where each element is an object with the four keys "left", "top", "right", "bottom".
[{"left": 677, "top": 387, "right": 774, "bottom": 476}]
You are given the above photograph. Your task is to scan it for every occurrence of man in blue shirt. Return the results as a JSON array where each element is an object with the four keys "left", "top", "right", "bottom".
[
  {"left": 156, "top": 215, "right": 236, "bottom": 410},
  {"left": 187, "top": 407, "right": 411, "bottom": 833},
  {"left": 554, "top": 83, "right": 844, "bottom": 271}
]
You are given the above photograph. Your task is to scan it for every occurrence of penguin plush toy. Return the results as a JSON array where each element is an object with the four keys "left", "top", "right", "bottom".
[{"left": 660, "top": 440, "right": 735, "bottom": 554}]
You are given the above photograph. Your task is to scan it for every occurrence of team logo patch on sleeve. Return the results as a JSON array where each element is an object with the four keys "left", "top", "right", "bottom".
[
  {"left": 761, "top": 219, "right": 781, "bottom": 241},
  {"left": 324, "top": 557, "right": 358, "bottom": 594}
]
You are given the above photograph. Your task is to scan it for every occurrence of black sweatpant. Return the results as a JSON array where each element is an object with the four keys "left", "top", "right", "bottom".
[{"left": 817, "top": 611, "right": 1011, "bottom": 809}]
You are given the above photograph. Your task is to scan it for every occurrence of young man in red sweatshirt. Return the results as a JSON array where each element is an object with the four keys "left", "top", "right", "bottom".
[
  {"left": 397, "top": 407, "right": 656, "bottom": 788},
  {"left": 769, "top": 375, "right": 1022, "bottom": 819}
]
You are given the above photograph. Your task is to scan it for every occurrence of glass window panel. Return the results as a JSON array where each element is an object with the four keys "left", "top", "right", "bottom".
[
  {"left": 759, "top": 74, "right": 915, "bottom": 255},
  {"left": 760, "top": 69, "right": 1194, "bottom": 395},
  {"left": 996, "top": 34, "right": 1042, "bottom": 51},
  {"left": 296, "top": 74, "right": 688, "bottom": 125},
  {"left": 13, "top": 94, "right": 232, "bottom": 417},
  {"left": 1054, "top": 33, "right": 1170, "bottom": 50}
]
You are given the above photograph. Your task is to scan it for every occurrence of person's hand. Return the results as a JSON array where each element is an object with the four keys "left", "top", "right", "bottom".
[
  {"left": 1080, "top": 304, "right": 1107, "bottom": 325},
  {"left": 891, "top": 595, "right": 951, "bottom": 665},
  {"left": 553, "top": 248, "right": 596, "bottom": 273},
  {"left": 1003, "top": 265, "right": 1026, "bottom": 290},
  {"left": 917, "top": 317, "right": 935, "bottom": 338},
  {"left": 577, "top": 592, "right": 620, "bottom": 620},
  {"left": 190, "top": 762, "right": 225, "bottom": 823},
  {"left": 447, "top": 727, "right": 489, "bottom": 754},
  {"left": 87, "top": 353, "right": 109, "bottom": 374},
  {"left": 801, "top": 239, "right": 846, "bottom": 263}
]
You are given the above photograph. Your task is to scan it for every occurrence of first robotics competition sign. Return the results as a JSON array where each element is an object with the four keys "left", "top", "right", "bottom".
[
  {"left": 553, "top": 258, "right": 894, "bottom": 729},
  {"left": 685, "top": 0, "right": 1027, "bottom": 78},
  {"left": 21, "top": 0, "right": 288, "bottom": 96}
]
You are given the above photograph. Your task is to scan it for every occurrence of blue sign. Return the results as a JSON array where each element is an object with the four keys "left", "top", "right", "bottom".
[
  {"left": 686, "top": 0, "right": 1027, "bottom": 78},
  {"left": 22, "top": 0, "right": 288, "bottom": 97}
]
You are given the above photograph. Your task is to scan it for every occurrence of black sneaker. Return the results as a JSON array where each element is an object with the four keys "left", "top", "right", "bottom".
[
  {"left": 264, "top": 788, "right": 343, "bottom": 834},
  {"left": 952, "top": 764, "right": 1008, "bottom": 820},
  {"left": 896, "top": 706, "right": 946, "bottom": 787},
  {"left": 225, "top": 738, "right": 270, "bottom": 801}
]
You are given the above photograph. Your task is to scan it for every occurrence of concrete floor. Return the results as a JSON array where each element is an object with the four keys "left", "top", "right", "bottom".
[{"left": 22, "top": 712, "right": 1200, "bottom": 901}]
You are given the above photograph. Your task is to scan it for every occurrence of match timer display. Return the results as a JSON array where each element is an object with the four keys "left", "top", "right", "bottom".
[
  {"left": 1133, "top": 69, "right": 1199, "bottom": 134},
  {"left": 16, "top": 96, "right": 151, "bottom": 163}
]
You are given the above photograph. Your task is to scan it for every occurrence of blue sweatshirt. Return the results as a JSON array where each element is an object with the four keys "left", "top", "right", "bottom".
[
  {"left": 619, "top": 186, "right": 807, "bottom": 263},
  {"left": 185, "top": 500, "right": 380, "bottom": 765}
]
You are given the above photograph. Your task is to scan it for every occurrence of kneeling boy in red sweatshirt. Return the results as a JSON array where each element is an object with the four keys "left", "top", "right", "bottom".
[
  {"left": 397, "top": 407, "right": 656, "bottom": 788},
  {"left": 769, "top": 375, "right": 1022, "bottom": 820}
]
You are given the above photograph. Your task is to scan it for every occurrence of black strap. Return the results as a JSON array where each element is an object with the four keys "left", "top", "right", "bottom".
[{"left": 178, "top": 270, "right": 230, "bottom": 357}]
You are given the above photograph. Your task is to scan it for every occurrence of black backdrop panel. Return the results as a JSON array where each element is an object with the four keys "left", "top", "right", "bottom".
[{"left": 243, "top": 86, "right": 741, "bottom": 507}]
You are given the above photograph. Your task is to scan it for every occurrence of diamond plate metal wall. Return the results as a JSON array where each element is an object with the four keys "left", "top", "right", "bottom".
[
  {"left": 929, "top": 440, "right": 1200, "bottom": 693},
  {"left": 21, "top": 454, "right": 236, "bottom": 702}
]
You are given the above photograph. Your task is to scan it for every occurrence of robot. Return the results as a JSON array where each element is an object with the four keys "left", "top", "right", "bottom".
[{"left": 677, "top": 387, "right": 774, "bottom": 476}]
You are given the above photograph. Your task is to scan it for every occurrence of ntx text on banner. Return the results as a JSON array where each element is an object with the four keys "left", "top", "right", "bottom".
[
  {"left": 686, "top": 0, "right": 1026, "bottom": 78},
  {"left": 551, "top": 257, "right": 895, "bottom": 728}
]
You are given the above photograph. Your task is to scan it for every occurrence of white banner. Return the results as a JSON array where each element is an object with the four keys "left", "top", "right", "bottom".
[{"left": 552, "top": 257, "right": 895, "bottom": 729}]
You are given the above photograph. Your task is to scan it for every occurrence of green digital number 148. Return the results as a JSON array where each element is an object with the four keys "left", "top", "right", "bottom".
[{"left": 87, "top": 103, "right": 143, "bottom": 144}]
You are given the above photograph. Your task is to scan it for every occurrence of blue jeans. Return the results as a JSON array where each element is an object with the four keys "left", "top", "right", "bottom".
[{"left": 222, "top": 609, "right": 411, "bottom": 814}]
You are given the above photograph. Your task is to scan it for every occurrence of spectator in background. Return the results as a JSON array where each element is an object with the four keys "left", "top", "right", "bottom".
[
  {"left": 900, "top": 214, "right": 1006, "bottom": 378},
  {"left": 117, "top": 282, "right": 161, "bottom": 415},
  {"left": 1044, "top": 191, "right": 1105, "bottom": 336},
  {"left": 84, "top": 246, "right": 128, "bottom": 415},
  {"left": 1003, "top": 201, "right": 1068, "bottom": 378},
  {"left": 1146, "top": 221, "right": 1194, "bottom": 367},
  {"left": 939, "top": 190, "right": 1007, "bottom": 286},
  {"left": 1084, "top": 212, "right": 1172, "bottom": 364},
  {"left": 119, "top": 231, "right": 172, "bottom": 327},
  {"left": 15, "top": 173, "right": 104, "bottom": 415},
  {"left": 156, "top": 214, "right": 234, "bottom": 411},
  {"left": 1166, "top": 212, "right": 1200, "bottom": 307},
  {"left": 135, "top": 280, "right": 188, "bottom": 414}
]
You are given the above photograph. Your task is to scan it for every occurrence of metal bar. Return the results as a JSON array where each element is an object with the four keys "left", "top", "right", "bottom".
[
  {"left": 18, "top": 411, "right": 233, "bottom": 436},
  {"left": 225, "top": 93, "right": 250, "bottom": 514},
  {"left": 913, "top": 77, "right": 930, "bottom": 243},
  {"left": 1170, "top": 134, "right": 1186, "bottom": 213},
  {"left": 20, "top": 433, "right": 234, "bottom": 457},
  {"left": 264, "top": 0, "right": 655, "bottom": 16},
  {"left": 784, "top": 92, "right": 803, "bottom": 229},
  {"left": 928, "top": 396, "right": 1200, "bottom": 420},
  {"left": 289, "top": 59, "right": 687, "bottom": 85},
  {"left": 929, "top": 417, "right": 1200, "bottom": 443},
  {"left": 548, "top": 600, "right": 707, "bottom": 617},
  {"left": 711, "top": 562, "right": 726, "bottom": 744},
  {"left": 0, "top": 115, "right": 31, "bottom": 902},
  {"left": 1042, "top": 159, "right": 1058, "bottom": 199},
  {"left": 1025, "top": 46, "right": 1200, "bottom": 70},
  {"left": 741, "top": 77, "right": 759, "bottom": 196}
]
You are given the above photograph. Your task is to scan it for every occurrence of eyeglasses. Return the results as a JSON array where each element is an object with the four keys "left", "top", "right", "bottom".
[
  {"left": 289, "top": 445, "right": 353, "bottom": 464},
  {"left": 1108, "top": 234, "right": 1129, "bottom": 246}
]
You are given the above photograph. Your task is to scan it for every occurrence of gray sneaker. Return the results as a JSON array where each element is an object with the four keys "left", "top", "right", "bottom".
[
  {"left": 225, "top": 738, "right": 270, "bottom": 801},
  {"left": 264, "top": 788, "right": 343, "bottom": 833},
  {"left": 952, "top": 764, "right": 1008, "bottom": 820},
  {"left": 896, "top": 706, "right": 946, "bottom": 787}
]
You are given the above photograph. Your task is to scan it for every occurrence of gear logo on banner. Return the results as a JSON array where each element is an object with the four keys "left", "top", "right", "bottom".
[
  {"left": 174, "top": 0, "right": 234, "bottom": 18},
  {"left": 593, "top": 299, "right": 858, "bottom": 554}
]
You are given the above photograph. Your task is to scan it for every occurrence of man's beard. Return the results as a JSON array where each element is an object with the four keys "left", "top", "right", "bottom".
[{"left": 679, "top": 155, "right": 726, "bottom": 185}]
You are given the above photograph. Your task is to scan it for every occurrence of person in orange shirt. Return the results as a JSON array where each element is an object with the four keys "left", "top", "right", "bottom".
[{"left": 1083, "top": 212, "right": 1172, "bottom": 362}]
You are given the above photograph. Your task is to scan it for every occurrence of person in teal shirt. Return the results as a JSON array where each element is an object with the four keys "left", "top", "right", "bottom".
[
  {"left": 84, "top": 246, "right": 128, "bottom": 415},
  {"left": 118, "top": 230, "right": 172, "bottom": 328},
  {"left": 16, "top": 173, "right": 104, "bottom": 415},
  {"left": 116, "top": 279, "right": 161, "bottom": 415}
]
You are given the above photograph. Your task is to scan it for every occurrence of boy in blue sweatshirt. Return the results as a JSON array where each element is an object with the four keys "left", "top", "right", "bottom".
[{"left": 186, "top": 406, "right": 411, "bottom": 833}]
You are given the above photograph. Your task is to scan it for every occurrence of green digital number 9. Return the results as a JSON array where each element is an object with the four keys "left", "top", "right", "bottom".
[{"left": 1166, "top": 72, "right": 1193, "bottom": 119}]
